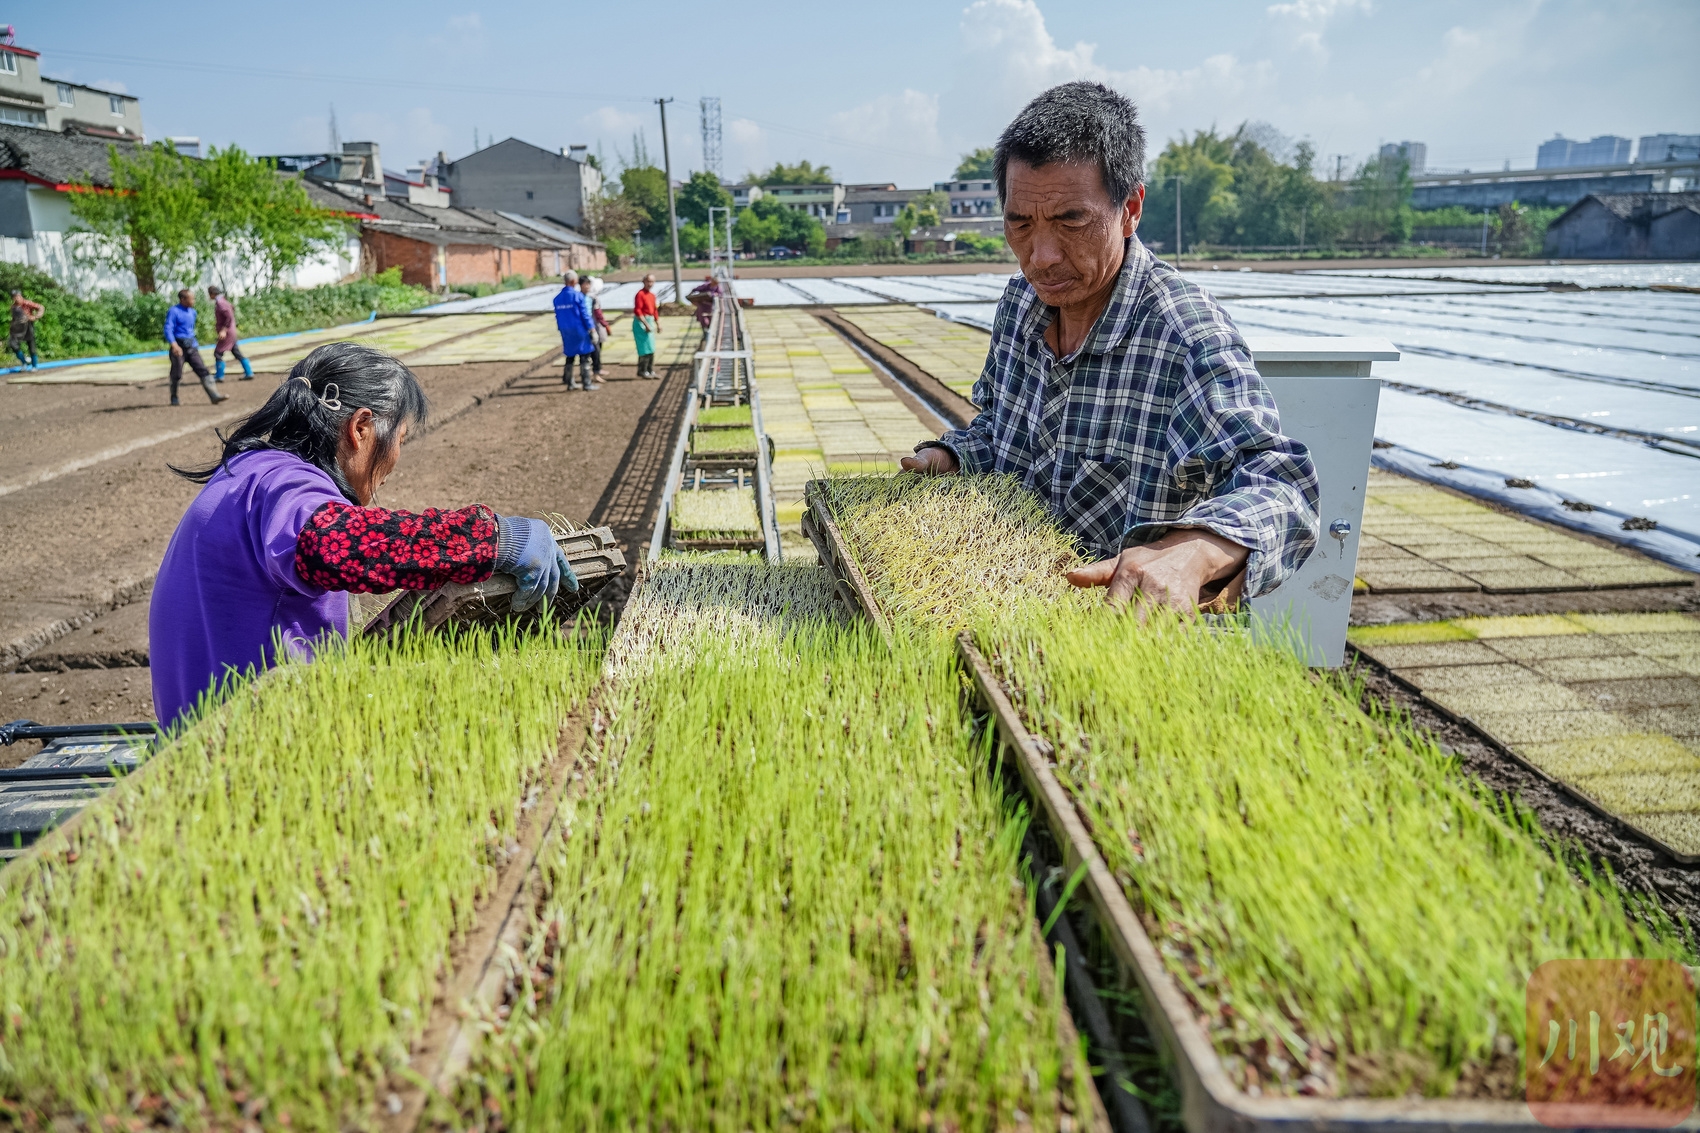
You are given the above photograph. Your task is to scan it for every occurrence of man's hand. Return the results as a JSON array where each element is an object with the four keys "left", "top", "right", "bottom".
[
  {"left": 899, "top": 446, "right": 959, "bottom": 476},
  {"left": 1066, "top": 528, "right": 1249, "bottom": 613},
  {"left": 169, "top": 343, "right": 182, "bottom": 358}
]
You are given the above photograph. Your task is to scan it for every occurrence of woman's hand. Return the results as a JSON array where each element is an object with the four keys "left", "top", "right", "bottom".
[{"left": 496, "top": 516, "right": 581, "bottom": 611}]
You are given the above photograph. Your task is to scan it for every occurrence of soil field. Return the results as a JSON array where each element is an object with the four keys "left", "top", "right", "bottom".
[{"left": 0, "top": 345, "right": 692, "bottom": 742}]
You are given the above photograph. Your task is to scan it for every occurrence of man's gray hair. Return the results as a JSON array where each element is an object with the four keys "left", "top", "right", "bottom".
[
  {"left": 995, "top": 81, "right": 1147, "bottom": 205},
  {"left": 562, "top": 270, "right": 579, "bottom": 284}
]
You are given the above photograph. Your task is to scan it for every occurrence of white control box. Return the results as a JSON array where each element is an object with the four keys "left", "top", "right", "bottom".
[{"left": 1244, "top": 337, "right": 1396, "bottom": 667}]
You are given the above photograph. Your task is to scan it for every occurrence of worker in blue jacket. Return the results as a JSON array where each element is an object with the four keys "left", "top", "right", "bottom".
[
  {"left": 553, "top": 270, "right": 598, "bottom": 391},
  {"left": 164, "top": 289, "right": 227, "bottom": 406}
]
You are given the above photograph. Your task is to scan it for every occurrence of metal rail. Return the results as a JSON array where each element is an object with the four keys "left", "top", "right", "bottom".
[{"left": 648, "top": 272, "right": 781, "bottom": 561}]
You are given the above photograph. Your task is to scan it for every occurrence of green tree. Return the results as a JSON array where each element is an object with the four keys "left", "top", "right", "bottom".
[
  {"left": 1338, "top": 153, "right": 1414, "bottom": 244},
  {"left": 583, "top": 194, "right": 648, "bottom": 243},
  {"left": 678, "top": 221, "right": 711, "bottom": 259},
  {"left": 676, "top": 171, "right": 732, "bottom": 227},
  {"left": 69, "top": 144, "right": 344, "bottom": 293},
  {"left": 69, "top": 143, "right": 204, "bottom": 292},
  {"left": 733, "top": 196, "right": 823, "bottom": 254},
  {"left": 953, "top": 147, "right": 996, "bottom": 179},
  {"left": 618, "top": 165, "right": 671, "bottom": 240},
  {"left": 894, "top": 191, "right": 948, "bottom": 238},
  {"left": 750, "top": 160, "right": 833, "bottom": 186},
  {"left": 1142, "top": 129, "right": 1238, "bottom": 253},
  {"left": 199, "top": 146, "right": 346, "bottom": 288}
]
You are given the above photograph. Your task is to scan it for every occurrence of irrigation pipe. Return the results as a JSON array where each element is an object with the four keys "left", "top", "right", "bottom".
[{"left": 0, "top": 310, "right": 379, "bottom": 377}]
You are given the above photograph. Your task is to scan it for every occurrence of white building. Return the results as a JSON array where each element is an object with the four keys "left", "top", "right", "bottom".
[
  {"left": 933, "top": 178, "right": 999, "bottom": 217},
  {"left": 0, "top": 35, "right": 144, "bottom": 138}
]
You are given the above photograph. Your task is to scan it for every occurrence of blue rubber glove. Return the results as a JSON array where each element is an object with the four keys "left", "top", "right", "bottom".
[{"left": 494, "top": 516, "right": 580, "bottom": 613}]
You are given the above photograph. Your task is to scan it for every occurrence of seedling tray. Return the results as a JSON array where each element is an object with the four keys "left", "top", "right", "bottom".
[
  {"left": 956, "top": 631, "right": 1546, "bottom": 1133},
  {"left": 362, "top": 525, "right": 625, "bottom": 637},
  {"left": 800, "top": 479, "right": 892, "bottom": 641}
]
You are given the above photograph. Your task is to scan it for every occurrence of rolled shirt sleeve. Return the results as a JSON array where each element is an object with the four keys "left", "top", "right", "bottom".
[{"left": 1121, "top": 335, "right": 1319, "bottom": 597}]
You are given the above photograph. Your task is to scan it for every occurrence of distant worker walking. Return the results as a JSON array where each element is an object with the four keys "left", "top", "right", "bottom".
[
  {"left": 165, "top": 289, "right": 227, "bottom": 406},
  {"left": 8, "top": 289, "right": 42, "bottom": 371},
  {"left": 208, "top": 285, "right": 253, "bottom": 381},
  {"left": 688, "top": 272, "right": 720, "bottom": 332},
  {"left": 579, "top": 274, "right": 610, "bottom": 381},
  {"left": 633, "top": 273, "right": 661, "bottom": 379},
  {"left": 553, "top": 270, "right": 598, "bottom": 391}
]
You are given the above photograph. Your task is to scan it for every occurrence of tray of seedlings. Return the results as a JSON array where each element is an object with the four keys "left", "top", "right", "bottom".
[
  {"left": 810, "top": 473, "right": 1692, "bottom": 1133},
  {"left": 0, "top": 622, "right": 605, "bottom": 1130},
  {"left": 443, "top": 560, "right": 1110, "bottom": 1132},
  {"left": 361, "top": 516, "right": 625, "bottom": 637},
  {"left": 665, "top": 483, "right": 766, "bottom": 552}
]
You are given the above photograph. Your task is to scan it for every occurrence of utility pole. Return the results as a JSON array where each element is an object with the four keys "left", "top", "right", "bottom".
[
  {"left": 1298, "top": 205, "right": 1307, "bottom": 256},
  {"left": 1480, "top": 208, "right": 1490, "bottom": 257},
  {"left": 1170, "top": 174, "right": 1185, "bottom": 266},
  {"left": 657, "top": 97, "right": 684, "bottom": 306}
]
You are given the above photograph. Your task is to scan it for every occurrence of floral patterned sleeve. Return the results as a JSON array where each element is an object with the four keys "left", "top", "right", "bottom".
[{"left": 294, "top": 500, "right": 499, "bottom": 593}]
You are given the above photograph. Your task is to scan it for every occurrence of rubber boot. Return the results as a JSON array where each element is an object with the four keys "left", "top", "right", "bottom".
[
  {"left": 214, "top": 357, "right": 226, "bottom": 382},
  {"left": 239, "top": 356, "right": 253, "bottom": 380},
  {"left": 202, "top": 374, "right": 228, "bottom": 404}
]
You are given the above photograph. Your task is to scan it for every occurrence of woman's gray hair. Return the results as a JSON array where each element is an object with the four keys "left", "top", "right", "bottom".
[{"left": 995, "top": 81, "right": 1147, "bottom": 205}]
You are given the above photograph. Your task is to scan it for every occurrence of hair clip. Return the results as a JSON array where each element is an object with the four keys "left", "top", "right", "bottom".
[{"left": 320, "top": 382, "right": 343, "bottom": 411}]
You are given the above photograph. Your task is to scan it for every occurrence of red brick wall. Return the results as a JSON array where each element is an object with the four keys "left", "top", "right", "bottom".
[
  {"left": 361, "top": 230, "right": 437, "bottom": 288},
  {"left": 361, "top": 230, "right": 607, "bottom": 290}
]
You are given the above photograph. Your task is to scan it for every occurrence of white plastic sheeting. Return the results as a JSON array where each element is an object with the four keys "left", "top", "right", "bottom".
[{"left": 1315, "top": 263, "right": 1700, "bottom": 288}]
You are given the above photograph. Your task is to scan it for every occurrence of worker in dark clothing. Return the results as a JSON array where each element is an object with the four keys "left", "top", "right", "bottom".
[
  {"left": 8, "top": 290, "right": 42, "bottom": 371},
  {"left": 688, "top": 273, "right": 720, "bottom": 332},
  {"left": 165, "top": 289, "right": 227, "bottom": 406},
  {"left": 208, "top": 285, "right": 253, "bottom": 381}
]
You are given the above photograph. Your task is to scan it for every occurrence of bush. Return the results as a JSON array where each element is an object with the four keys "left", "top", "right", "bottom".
[
  {"left": 953, "top": 231, "right": 1007, "bottom": 256},
  {"left": 0, "top": 263, "right": 151, "bottom": 360}
]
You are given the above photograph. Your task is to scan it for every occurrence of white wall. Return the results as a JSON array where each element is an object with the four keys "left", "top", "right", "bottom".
[{"left": 0, "top": 181, "right": 363, "bottom": 298}]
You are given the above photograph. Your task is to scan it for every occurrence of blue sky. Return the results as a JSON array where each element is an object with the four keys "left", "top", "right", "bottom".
[{"left": 26, "top": 0, "right": 1699, "bottom": 187}]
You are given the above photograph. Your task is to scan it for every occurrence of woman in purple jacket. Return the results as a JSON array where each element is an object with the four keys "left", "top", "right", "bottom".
[{"left": 149, "top": 342, "right": 576, "bottom": 730}]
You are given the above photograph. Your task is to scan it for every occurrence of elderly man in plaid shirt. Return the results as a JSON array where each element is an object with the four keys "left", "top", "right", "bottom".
[{"left": 902, "top": 82, "right": 1318, "bottom": 612}]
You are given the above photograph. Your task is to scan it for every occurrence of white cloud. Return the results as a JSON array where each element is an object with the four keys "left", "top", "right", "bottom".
[
  {"left": 585, "top": 105, "right": 646, "bottom": 135},
  {"left": 828, "top": 90, "right": 941, "bottom": 158},
  {"left": 941, "top": 0, "right": 1275, "bottom": 167},
  {"left": 1265, "top": 0, "right": 1370, "bottom": 58}
]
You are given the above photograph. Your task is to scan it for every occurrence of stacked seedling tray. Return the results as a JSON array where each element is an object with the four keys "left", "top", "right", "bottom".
[
  {"left": 806, "top": 473, "right": 1688, "bottom": 1133},
  {"left": 361, "top": 519, "right": 625, "bottom": 636}
]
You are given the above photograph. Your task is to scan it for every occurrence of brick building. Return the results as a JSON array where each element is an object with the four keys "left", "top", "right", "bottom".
[{"left": 303, "top": 181, "right": 605, "bottom": 290}]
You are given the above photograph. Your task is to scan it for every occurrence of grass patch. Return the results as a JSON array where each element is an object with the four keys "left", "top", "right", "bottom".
[{"left": 691, "top": 427, "right": 759, "bottom": 454}]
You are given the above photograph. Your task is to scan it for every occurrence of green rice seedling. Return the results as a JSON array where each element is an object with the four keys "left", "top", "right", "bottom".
[
  {"left": 604, "top": 561, "right": 841, "bottom": 677},
  {"left": 0, "top": 624, "right": 602, "bottom": 1130},
  {"left": 696, "top": 403, "right": 753, "bottom": 428},
  {"left": 823, "top": 474, "right": 1085, "bottom": 630},
  {"left": 984, "top": 603, "right": 1687, "bottom": 1100},
  {"left": 470, "top": 602, "right": 1098, "bottom": 1130},
  {"left": 670, "top": 487, "right": 762, "bottom": 539},
  {"left": 691, "top": 426, "right": 759, "bottom": 454}
]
